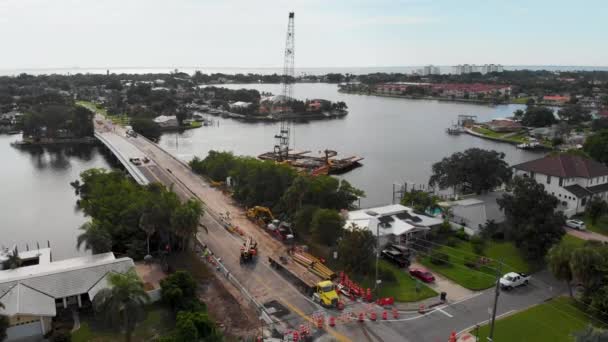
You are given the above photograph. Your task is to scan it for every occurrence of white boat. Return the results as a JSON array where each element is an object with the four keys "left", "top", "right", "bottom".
[{"left": 517, "top": 141, "right": 540, "bottom": 149}]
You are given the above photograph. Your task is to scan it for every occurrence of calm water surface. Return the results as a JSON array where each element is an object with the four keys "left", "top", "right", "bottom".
[
  {"left": 158, "top": 83, "right": 545, "bottom": 207},
  {"left": 0, "top": 135, "right": 111, "bottom": 260},
  {"left": 0, "top": 83, "right": 545, "bottom": 258}
]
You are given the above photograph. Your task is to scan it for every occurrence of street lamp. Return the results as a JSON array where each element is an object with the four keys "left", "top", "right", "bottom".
[{"left": 374, "top": 221, "right": 380, "bottom": 291}]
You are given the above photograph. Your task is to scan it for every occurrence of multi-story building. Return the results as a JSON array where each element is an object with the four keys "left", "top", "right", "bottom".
[
  {"left": 452, "top": 64, "right": 504, "bottom": 75},
  {"left": 512, "top": 155, "right": 608, "bottom": 217}
]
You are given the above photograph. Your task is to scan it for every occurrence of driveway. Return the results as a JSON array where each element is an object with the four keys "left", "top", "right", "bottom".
[
  {"left": 410, "top": 262, "right": 475, "bottom": 302},
  {"left": 566, "top": 227, "right": 608, "bottom": 243}
]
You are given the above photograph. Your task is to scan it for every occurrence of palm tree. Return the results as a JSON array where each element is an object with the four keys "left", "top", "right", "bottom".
[
  {"left": 77, "top": 221, "right": 112, "bottom": 254},
  {"left": 139, "top": 212, "right": 156, "bottom": 256},
  {"left": 2, "top": 248, "right": 21, "bottom": 270},
  {"left": 93, "top": 269, "right": 149, "bottom": 342},
  {"left": 547, "top": 242, "right": 575, "bottom": 297},
  {"left": 171, "top": 199, "right": 203, "bottom": 250}
]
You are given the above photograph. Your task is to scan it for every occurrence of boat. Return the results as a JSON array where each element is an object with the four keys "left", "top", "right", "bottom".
[
  {"left": 446, "top": 125, "right": 464, "bottom": 135},
  {"left": 516, "top": 141, "right": 540, "bottom": 150}
]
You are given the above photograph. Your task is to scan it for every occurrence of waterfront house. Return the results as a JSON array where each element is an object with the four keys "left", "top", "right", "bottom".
[
  {"left": 512, "top": 155, "right": 608, "bottom": 217},
  {"left": 487, "top": 119, "right": 523, "bottom": 132},
  {"left": 153, "top": 115, "right": 179, "bottom": 129},
  {"left": 543, "top": 95, "right": 570, "bottom": 105},
  {"left": 0, "top": 249, "right": 134, "bottom": 341},
  {"left": 343, "top": 204, "right": 443, "bottom": 247}
]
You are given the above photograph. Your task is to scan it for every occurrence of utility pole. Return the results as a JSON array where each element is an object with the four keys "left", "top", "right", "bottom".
[
  {"left": 374, "top": 221, "right": 380, "bottom": 292},
  {"left": 488, "top": 260, "right": 502, "bottom": 341}
]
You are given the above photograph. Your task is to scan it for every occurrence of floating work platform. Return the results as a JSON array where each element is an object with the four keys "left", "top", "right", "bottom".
[{"left": 258, "top": 149, "right": 363, "bottom": 175}]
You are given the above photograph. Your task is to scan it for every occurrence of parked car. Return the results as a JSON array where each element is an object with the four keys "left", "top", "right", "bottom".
[
  {"left": 566, "top": 219, "right": 586, "bottom": 230},
  {"left": 499, "top": 272, "right": 530, "bottom": 290},
  {"left": 381, "top": 249, "right": 410, "bottom": 268},
  {"left": 129, "top": 157, "right": 142, "bottom": 166},
  {"left": 386, "top": 244, "right": 411, "bottom": 257},
  {"left": 409, "top": 268, "right": 435, "bottom": 283}
]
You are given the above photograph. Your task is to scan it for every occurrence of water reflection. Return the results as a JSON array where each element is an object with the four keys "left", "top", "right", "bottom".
[{"left": 12, "top": 143, "right": 109, "bottom": 171}]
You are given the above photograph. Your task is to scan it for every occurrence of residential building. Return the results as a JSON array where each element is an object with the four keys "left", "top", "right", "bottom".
[
  {"left": 0, "top": 250, "right": 134, "bottom": 341},
  {"left": 543, "top": 95, "right": 571, "bottom": 105},
  {"left": 438, "top": 191, "right": 506, "bottom": 235},
  {"left": 487, "top": 119, "right": 522, "bottom": 132},
  {"left": 153, "top": 115, "right": 179, "bottom": 128},
  {"left": 512, "top": 155, "right": 608, "bottom": 217},
  {"left": 451, "top": 64, "right": 504, "bottom": 75},
  {"left": 416, "top": 65, "right": 440, "bottom": 76},
  {"left": 343, "top": 204, "right": 443, "bottom": 247}
]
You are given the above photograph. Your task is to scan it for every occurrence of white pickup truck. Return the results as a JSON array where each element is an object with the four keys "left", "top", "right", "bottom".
[{"left": 499, "top": 272, "right": 530, "bottom": 290}]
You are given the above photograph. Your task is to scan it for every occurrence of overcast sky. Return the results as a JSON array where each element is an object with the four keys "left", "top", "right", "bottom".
[{"left": 1, "top": 0, "right": 606, "bottom": 69}]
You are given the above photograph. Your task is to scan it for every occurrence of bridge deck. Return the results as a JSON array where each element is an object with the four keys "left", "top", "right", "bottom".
[{"left": 94, "top": 131, "right": 149, "bottom": 185}]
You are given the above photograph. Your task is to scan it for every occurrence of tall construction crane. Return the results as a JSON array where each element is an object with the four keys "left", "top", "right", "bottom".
[{"left": 274, "top": 12, "right": 295, "bottom": 162}]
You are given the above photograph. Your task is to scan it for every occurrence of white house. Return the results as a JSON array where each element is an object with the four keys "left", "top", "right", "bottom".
[
  {"left": 153, "top": 115, "right": 179, "bottom": 129},
  {"left": 512, "top": 155, "right": 608, "bottom": 217},
  {"left": 343, "top": 204, "right": 443, "bottom": 247},
  {"left": 0, "top": 250, "right": 134, "bottom": 341}
]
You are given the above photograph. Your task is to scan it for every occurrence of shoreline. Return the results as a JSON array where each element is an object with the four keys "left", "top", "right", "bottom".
[{"left": 463, "top": 127, "right": 553, "bottom": 151}]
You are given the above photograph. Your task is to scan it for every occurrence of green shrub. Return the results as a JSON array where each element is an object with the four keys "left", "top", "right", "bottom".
[
  {"left": 455, "top": 228, "right": 470, "bottom": 241},
  {"left": 378, "top": 267, "right": 397, "bottom": 283},
  {"left": 446, "top": 237, "right": 459, "bottom": 247},
  {"left": 470, "top": 235, "right": 486, "bottom": 255},
  {"left": 430, "top": 251, "right": 449, "bottom": 265},
  {"left": 464, "top": 256, "right": 478, "bottom": 268}
]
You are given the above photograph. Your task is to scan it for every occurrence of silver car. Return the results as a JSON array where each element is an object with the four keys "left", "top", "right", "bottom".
[{"left": 566, "top": 219, "right": 586, "bottom": 230}]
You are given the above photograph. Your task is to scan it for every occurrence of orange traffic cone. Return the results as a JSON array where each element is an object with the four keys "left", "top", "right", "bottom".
[
  {"left": 370, "top": 311, "right": 377, "bottom": 321},
  {"left": 382, "top": 311, "right": 388, "bottom": 320},
  {"left": 293, "top": 330, "right": 299, "bottom": 342},
  {"left": 329, "top": 316, "right": 336, "bottom": 327},
  {"left": 317, "top": 316, "right": 324, "bottom": 329},
  {"left": 392, "top": 307, "right": 399, "bottom": 319},
  {"left": 358, "top": 312, "right": 364, "bottom": 322},
  {"left": 418, "top": 304, "right": 425, "bottom": 314}
]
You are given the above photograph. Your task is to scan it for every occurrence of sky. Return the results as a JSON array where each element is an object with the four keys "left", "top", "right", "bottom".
[{"left": 0, "top": 0, "right": 606, "bottom": 69}]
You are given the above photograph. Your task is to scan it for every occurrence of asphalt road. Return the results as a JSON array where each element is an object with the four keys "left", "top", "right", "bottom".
[{"left": 96, "top": 122, "right": 567, "bottom": 341}]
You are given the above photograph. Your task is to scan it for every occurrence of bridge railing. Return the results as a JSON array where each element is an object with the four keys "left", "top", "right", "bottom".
[{"left": 94, "top": 132, "right": 149, "bottom": 185}]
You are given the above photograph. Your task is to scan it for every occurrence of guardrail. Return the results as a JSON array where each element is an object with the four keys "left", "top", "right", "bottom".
[{"left": 94, "top": 131, "right": 149, "bottom": 185}]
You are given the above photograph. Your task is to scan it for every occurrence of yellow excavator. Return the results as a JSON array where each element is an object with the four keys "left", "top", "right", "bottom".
[{"left": 246, "top": 206, "right": 274, "bottom": 227}]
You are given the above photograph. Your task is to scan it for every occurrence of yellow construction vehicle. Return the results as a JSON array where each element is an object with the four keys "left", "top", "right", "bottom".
[
  {"left": 312, "top": 280, "right": 340, "bottom": 308},
  {"left": 246, "top": 206, "right": 274, "bottom": 226}
]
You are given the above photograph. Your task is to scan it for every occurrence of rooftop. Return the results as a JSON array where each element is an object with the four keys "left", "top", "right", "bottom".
[
  {"left": 344, "top": 204, "right": 443, "bottom": 237},
  {"left": 513, "top": 154, "right": 608, "bottom": 179}
]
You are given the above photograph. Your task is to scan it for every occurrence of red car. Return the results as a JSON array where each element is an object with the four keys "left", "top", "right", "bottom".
[{"left": 409, "top": 268, "right": 435, "bottom": 283}]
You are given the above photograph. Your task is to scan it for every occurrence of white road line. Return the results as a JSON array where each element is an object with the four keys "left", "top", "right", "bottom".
[
  {"left": 436, "top": 307, "right": 454, "bottom": 318},
  {"left": 456, "top": 309, "right": 516, "bottom": 336}
]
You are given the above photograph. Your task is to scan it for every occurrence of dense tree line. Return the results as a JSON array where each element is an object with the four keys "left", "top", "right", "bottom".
[
  {"left": 189, "top": 151, "right": 363, "bottom": 247},
  {"left": 73, "top": 169, "right": 203, "bottom": 259},
  {"left": 21, "top": 101, "right": 94, "bottom": 139}
]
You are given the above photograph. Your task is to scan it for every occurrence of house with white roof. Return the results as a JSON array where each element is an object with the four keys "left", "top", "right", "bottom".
[
  {"left": 0, "top": 250, "right": 134, "bottom": 341},
  {"left": 153, "top": 115, "right": 179, "bottom": 129},
  {"left": 343, "top": 204, "right": 443, "bottom": 247}
]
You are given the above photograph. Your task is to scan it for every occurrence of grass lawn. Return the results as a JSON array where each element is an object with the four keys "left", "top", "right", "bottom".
[
  {"left": 560, "top": 234, "right": 586, "bottom": 248},
  {"left": 77, "top": 100, "right": 130, "bottom": 126},
  {"left": 511, "top": 97, "right": 532, "bottom": 104},
  {"left": 476, "top": 297, "right": 607, "bottom": 342},
  {"left": 71, "top": 304, "right": 174, "bottom": 342},
  {"left": 583, "top": 215, "right": 608, "bottom": 236},
  {"left": 420, "top": 240, "right": 532, "bottom": 291},
  {"left": 360, "top": 260, "right": 437, "bottom": 302},
  {"left": 471, "top": 126, "right": 528, "bottom": 144}
]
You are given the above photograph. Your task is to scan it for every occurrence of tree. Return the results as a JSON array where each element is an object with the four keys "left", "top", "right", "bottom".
[
  {"left": 77, "top": 221, "right": 112, "bottom": 254},
  {"left": 558, "top": 104, "right": 592, "bottom": 125},
  {"left": 401, "top": 190, "right": 439, "bottom": 213},
  {"left": 293, "top": 205, "right": 319, "bottom": 237},
  {"left": 586, "top": 196, "right": 608, "bottom": 225},
  {"left": 513, "top": 109, "right": 525, "bottom": 120},
  {"left": 0, "top": 301, "right": 7, "bottom": 342},
  {"left": 429, "top": 148, "right": 512, "bottom": 195},
  {"left": 497, "top": 176, "right": 565, "bottom": 260},
  {"left": 160, "top": 271, "right": 198, "bottom": 312},
  {"left": 338, "top": 226, "right": 375, "bottom": 275},
  {"left": 130, "top": 117, "right": 161, "bottom": 141},
  {"left": 310, "top": 209, "right": 344, "bottom": 246},
  {"left": 522, "top": 106, "right": 557, "bottom": 127},
  {"left": 584, "top": 130, "right": 608, "bottom": 164},
  {"left": 171, "top": 199, "right": 203, "bottom": 250},
  {"left": 573, "top": 325, "right": 608, "bottom": 342},
  {"left": 570, "top": 245, "right": 605, "bottom": 294},
  {"left": 591, "top": 118, "right": 608, "bottom": 132},
  {"left": 93, "top": 269, "right": 150, "bottom": 342},
  {"left": 139, "top": 212, "right": 156, "bottom": 256},
  {"left": 547, "top": 242, "right": 575, "bottom": 297},
  {"left": 2, "top": 248, "right": 21, "bottom": 270},
  {"left": 175, "top": 310, "right": 221, "bottom": 342}
]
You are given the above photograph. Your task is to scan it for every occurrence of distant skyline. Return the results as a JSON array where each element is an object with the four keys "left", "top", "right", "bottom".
[{"left": 1, "top": 0, "right": 607, "bottom": 69}]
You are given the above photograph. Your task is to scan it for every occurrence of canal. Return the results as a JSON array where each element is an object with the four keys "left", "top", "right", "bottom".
[{"left": 158, "top": 83, "right": 544, "bottom": 207}]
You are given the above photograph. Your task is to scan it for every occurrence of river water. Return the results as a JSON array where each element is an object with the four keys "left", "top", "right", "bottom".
[
  {"left": 0, "top": 83, "right": 544, "bottom": 259},
  {"left": 0, "top": 135, "right": 111, "bottom": 260},
  {"left": 157, "top": 83, "right": 544, "bottom": 207}
]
